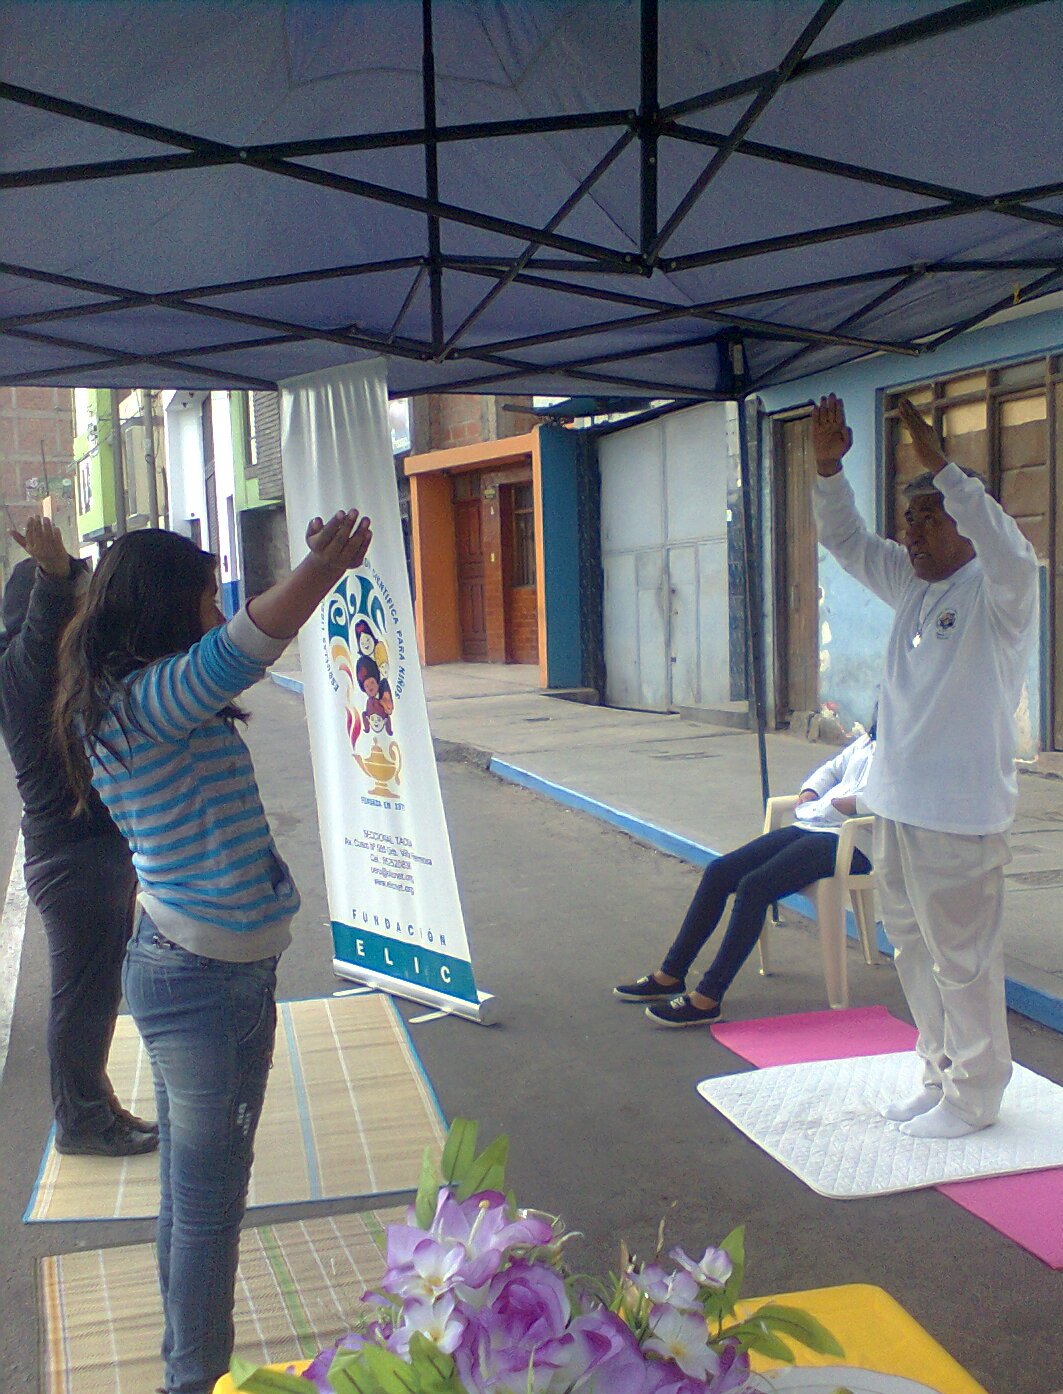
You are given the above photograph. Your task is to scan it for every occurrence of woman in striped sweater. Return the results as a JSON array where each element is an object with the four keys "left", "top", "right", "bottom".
[{"left": 54, "top": 507, "right": 371, "bottom": 1394}]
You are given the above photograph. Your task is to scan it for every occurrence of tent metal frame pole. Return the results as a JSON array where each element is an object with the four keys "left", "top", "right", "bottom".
[
  {"left": 639, "top": 0, "right": 659, "bottom": 257},
  {"left": 660, "top": 0, "right": 1047, "bottom": 119},
  {"left": 736, "top": 379, "right": 772, "bottom": 813},
  {"left": 758, "top": 270, "right": 925, "bottom": 384},
  {"left": 922, "top": 264, "right": 1063, "bottom": 350},
  {"left": 421, "top": 0, "right": 444, "bottom": 355},
  {"left": 661, "top": 178, "right": 1063, "bottom": 272},
  {"left": 438, "top": 129, "right": 636, "bottom": 358},
  {"left": 663, "top": 124, "right": 1063, "bottom": 234},
  {"left": 648, "top": 0, "right": 844, "bottom": 260}
]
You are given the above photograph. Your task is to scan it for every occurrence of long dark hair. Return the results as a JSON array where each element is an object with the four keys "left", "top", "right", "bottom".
[{"left": 54, "top": 529, "right": 245, "bottom": 810}]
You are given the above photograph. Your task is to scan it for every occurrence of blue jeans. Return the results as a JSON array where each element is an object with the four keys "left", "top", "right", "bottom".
[
  {"left": 123, "top": 911, "right": 278, "bottom": 1394},
  {"left": 661, "top": 826, "right": 872, "bottom": 1001}
]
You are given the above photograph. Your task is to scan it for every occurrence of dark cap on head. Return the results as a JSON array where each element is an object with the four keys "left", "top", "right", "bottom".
[{"left": 903, "top": 465, "right": 981, "bottom": 500}]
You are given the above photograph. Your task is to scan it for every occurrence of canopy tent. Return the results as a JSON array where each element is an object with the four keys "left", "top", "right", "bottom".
[
  {"left": 3, "top": 0, "right": 1061, "bottom": 800},
  {"left": 2, "top": 0, "right": 1061, "bottom": 398}
]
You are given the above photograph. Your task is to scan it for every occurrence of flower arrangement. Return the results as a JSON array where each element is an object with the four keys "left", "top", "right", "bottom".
[{"left": 229, "top": 1121, "right": 841, "bottom": 1394}]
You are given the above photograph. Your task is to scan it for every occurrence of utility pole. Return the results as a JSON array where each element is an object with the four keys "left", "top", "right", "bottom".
[
  {"left": 141, "top": 389, "right": 160, "bottom": 527},
  {"left": 109, "top": 389, "right": 128, "bottom": 536}
]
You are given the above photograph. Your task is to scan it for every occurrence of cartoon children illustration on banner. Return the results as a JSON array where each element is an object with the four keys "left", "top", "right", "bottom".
[{"left": 328, "top": 574, "right": 403, "bottom": 801}]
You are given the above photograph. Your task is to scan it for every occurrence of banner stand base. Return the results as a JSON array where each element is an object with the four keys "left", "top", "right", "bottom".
[{"left": 333, "top": 960, "right": 498, "bottom": 1026}]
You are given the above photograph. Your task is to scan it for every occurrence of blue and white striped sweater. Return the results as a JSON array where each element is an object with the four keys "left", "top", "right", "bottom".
[{"left": 88, "top": 608, "right": 299, "bottom": 962}]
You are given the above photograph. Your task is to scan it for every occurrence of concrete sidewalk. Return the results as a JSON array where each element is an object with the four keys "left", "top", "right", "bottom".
[{"left": 270, "top": 656, "right": 1063, "bottom": 1032}]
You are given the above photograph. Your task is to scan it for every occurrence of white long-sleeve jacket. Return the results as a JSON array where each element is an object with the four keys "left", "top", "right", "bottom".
[
  {"left": 813, "top": 463, "right": 1038, "bottom": 835},
  {"left": 794, "top": 731, "right": 876, "bottom": 859}
]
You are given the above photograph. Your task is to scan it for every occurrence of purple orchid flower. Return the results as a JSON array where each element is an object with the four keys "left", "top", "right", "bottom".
[
  {"left": 298, "top": 1328, "right": 380, "bottom": 1391},
  {"left": 380, "top": 1235, "right": 466, "bottom": 1302},
  {"left": 562, "top": 1308, "right": 664, "bottom": 1394},
  {"left": 705, "top": 1338, "right": 753, "bottom": 1394},
  {"left": 643, "top": 1305, "right": 721, "bottom": 1382},
  {"left": 388, "top": 1292, "right": 466, "bottom": 1357},
  {"left": 631, "top": 1263, "right": 702, "bottom": 1312},
  {"left": 669, "top": 1245, "right": 733, "bottom": 1292}
]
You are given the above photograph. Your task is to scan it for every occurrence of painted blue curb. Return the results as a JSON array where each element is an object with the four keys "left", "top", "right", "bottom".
[
  {"left": 489, "top": 758, "right": 1063, "bottom": 1034},
  {"left": 269, "top": 670, "right": 304, "bottom": 695},
  {"left": 261, "top": 683, "right": 1063, "bottom": 1033}
]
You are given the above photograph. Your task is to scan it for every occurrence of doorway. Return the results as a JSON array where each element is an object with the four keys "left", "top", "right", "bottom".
[
  {"left": 455, "top": 496, "right": 487, "bottom": 662},
  {"left": 772, "top": 412, "right": 820, "bottom": 723}
]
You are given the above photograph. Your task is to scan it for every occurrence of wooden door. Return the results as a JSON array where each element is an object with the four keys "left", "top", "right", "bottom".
[
  {"left": 773, "top": 414, "right": 819, "bottom": 721},
  {"left": 455, "top": 498, "right": 487, "bottom": 661},
  {"left": 501, "top": 482, "right": 539, "bottom": 665}
]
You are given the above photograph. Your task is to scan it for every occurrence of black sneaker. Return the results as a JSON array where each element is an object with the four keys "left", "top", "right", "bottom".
[
  {"left": 56, "top": 1120, "right": 160, "bottom": 1158},
  {"left": 111, "top": 1104, "right": 160, "bottom": 1136},
  {"left": 614, "top": 974, "right": 683, "bottom": 1002},
  {"left": 645, "top": 994, "right": 722, "bottom": 1028}
]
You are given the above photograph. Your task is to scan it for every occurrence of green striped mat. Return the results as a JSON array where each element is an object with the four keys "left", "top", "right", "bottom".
[{"left": 38, "top": 1209, "right": 403, "bottom": 1394}]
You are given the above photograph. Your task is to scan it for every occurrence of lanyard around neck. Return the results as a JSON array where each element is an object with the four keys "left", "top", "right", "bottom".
[{"left": 911, "top": 577, "right": 962, "bottom": 649}]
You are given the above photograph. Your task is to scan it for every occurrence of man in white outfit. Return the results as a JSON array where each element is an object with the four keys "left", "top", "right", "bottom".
[{"left": 811, "top": 394, "right": 1038, "bottom": 1138}]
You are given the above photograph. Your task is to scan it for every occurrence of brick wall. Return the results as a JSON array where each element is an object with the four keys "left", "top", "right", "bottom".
[
  {"left": 506, "top": 586, "right": 539, "bottom": 664},
  {"left": 418, "top": 393, "right": 535, "bottom": 451},
  {"left": 0, "top": 387, "right": 76, "bottom": 585},
  {"left": 249, "top": 391, "right": 283, "bottom": 500}
]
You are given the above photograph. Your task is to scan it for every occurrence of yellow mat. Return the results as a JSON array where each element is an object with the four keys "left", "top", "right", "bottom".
[
  {"left": 737, "top": 1284, "right": 989, "bottom": 1394},
  {"left": 211, "top": 1281, "right": 988, "bottom": 1394},
  {"left": 26, "top": 994, "right": 445, "bottom": 1221},
  {"left": 39, "top": 1207, "right": 404, "bottom": 1394}
]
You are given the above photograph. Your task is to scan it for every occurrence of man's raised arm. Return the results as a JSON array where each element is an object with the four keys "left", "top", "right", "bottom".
[
  {"left": 898, "top": 398, "right": 1037, "bottom": 637},
  {"left": 811, "top": 394, "right": 912, "bottom": 610}
]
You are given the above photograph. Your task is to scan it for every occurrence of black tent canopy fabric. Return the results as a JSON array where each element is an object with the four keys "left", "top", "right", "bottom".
[{"left": 1, "top": 0, "right": 1061, "bottom": 397}]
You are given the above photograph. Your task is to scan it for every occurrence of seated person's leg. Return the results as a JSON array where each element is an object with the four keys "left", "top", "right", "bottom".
[
  {"left": 615, "top": 826, "right": 813, "bottom": 1003},
  {"left": 646, "top": 831, "right": 843, "bottom": 1027}
]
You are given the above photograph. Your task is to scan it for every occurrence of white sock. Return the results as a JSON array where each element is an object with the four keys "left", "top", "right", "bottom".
[
  {"left": 900, "top": 1099, "right": 989, "bottom": 1139},
  {"left": 881, "top": 1085, "right": 943, "bottom": 1122}
]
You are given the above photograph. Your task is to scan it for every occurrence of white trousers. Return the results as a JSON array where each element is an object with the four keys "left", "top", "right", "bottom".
[{"left": 874, "top": 818, "right": 1012, "bottom": 1127}]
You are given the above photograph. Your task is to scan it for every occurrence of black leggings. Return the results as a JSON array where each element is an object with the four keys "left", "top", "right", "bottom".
[
  {"left": 661, "top": 826, "right": 871, "bottom": 1001},
  {"left": 24, "top": 834, "right": 137, "bottom": 1142}
]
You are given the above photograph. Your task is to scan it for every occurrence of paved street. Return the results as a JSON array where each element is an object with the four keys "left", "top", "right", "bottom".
[
  {"left": 408, "top": 661, "right": 1063, "bottom": 1027},
  {"left": 1, "top": 676, "right": 1060, "bottom": 1394}
]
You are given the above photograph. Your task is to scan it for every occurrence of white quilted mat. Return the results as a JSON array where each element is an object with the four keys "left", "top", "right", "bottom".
[{"left": 697, "top": 1052, "right": 1063, "bottom": 1199}]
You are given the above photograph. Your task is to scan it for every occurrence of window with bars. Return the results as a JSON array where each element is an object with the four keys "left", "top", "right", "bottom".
[
  {"left": 510, "top": 482, "right": 536, "bottom": 588},
  {"left": 884, "top": 358, "right": 1055, "bottom": 562}
]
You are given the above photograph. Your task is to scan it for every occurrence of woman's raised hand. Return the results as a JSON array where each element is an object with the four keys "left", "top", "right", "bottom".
[
  {"left": 305, "top": 509, "right": 372, "bottom": 575},
  {"left": 11, "top": 515, "right": 72, "bottom": 579}
]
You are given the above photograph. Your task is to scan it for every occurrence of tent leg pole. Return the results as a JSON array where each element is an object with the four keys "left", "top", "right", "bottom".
[{"left": 737, "top": 391, "right": 771, "bottom": 813}]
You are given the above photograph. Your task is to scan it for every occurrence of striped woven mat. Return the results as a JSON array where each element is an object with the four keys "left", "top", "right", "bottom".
[
  {"left": 26, "top": 994, "right": 444, "bottom": 1221},
  {"left": 38, "top": 1208, "right": 403, "bottom": 1394}
]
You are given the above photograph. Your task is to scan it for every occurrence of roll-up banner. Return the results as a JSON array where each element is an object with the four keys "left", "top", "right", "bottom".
[{"left": 280, "top": 360, "right": 495, "bottom": 1024}]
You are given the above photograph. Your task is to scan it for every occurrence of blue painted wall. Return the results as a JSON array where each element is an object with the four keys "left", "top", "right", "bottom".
[
  {"left": 221, "top": 578, "right": 241, "bottom": 619},
  {"left": 757, "top": 305, "right": 1063, "bottom": 734},
  {"left": 537, "top": 426, "right": 583, "bottom": 689}
]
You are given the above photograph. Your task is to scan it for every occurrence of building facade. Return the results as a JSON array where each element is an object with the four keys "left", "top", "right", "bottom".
[{"left": 402, "top": 393, "right": 604, "bottom": 692}]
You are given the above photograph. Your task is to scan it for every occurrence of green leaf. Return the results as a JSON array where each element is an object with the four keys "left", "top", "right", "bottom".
[
  {"left": 713, "top": 1224, "right": 746, "bottom": 1320},
  {"left": 456, "top": 1135, "right": 509, "bottom": 1200},
  {"left": 439, "top": 1119, "right": 479, "bottom": 1185},
  {"left": 228, "top": 1356, "right": 313, "bottom": 1393},
  {"left": 362, "top": 1343, "right": 421, "bottom": 1394},
  {"left": 727, "top": 1318, "right": 797, "bottom": 1364},
  {"left": 407, "top": 1334, "right": 465, "bottom": 1393},
  {"left": 414, "top": 1143, "right": 440, "bottom": 1229},
  {"left": 327, "top": 1353, "right": 384, "bottom": 1394},
  {"left": 327, "top": 1353, "right": 385, "bottom": 1394},
  {"left": 744, "top": 1303, "right": 845, "bottom": 1358}
]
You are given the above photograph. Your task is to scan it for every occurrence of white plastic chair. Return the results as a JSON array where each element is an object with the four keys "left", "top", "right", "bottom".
[{"left": 755, "top": 794, "right": 878, "bottom": 1009}]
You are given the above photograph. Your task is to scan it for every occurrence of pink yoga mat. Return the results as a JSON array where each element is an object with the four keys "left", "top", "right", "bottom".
[{"left": 711, "top": 1007, "right": 1063, "bottom": 1269}]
